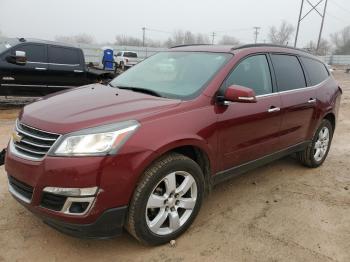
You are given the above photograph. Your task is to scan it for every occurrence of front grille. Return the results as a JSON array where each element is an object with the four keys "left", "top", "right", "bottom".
[
  {"left": 13, "top": 121, "right": 60, "bottom": 160},
  {"left": 41, "top": 192, "right": 67, "bottom": 211},
  {"left": 8, "top": 176, "right": 34, "bottom": 201}
]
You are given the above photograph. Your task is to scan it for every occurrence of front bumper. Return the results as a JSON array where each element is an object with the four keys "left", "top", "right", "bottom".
[
  {"left": 4, "top": 136, "right": 155, "bottom": 237},
  {"left": 41, "top": 206, "right": 128, "bottom": 239}
]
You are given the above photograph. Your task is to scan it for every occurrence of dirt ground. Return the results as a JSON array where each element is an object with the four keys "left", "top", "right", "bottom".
[{"left": 0, "top": 72, "right": 349, "bottom": 262}]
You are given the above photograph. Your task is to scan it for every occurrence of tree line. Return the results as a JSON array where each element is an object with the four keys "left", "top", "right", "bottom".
[{"left": 2, "top": 22, "right": 350, "bottom": 55}]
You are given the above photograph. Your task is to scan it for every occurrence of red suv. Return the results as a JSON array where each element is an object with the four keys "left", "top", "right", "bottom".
[{"left": 3, "top": 44, "right": 341, "bottom": 245}]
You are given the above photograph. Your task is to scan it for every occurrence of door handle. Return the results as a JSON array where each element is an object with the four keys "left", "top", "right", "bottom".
[
  {"left": 35, "top": 67, "right": 47, "bottom": 71},
  {"left": 74, "top": 70, "right": 83, "bottom": 73},
  {"left": 308, "top": 98, "right": 316, "bottom": 103},
  {"left": 268, "top": 106, "right": 281, "bottom": 113}
]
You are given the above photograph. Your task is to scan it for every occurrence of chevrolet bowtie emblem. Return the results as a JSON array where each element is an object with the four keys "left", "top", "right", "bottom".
[{"left": 12, "top": 132, "right": 23, "bottom": 143}]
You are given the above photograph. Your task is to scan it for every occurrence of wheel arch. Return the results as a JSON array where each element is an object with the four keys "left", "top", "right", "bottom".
[
  {"left": 323, "top": 112, "right": 336, "bottom": 132},
  {"left": 136, "top": 140, "right": 214, "bottom": 195}
]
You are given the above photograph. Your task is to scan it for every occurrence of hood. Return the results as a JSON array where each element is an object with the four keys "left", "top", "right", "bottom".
[{"left": 20, "top": 84, "right": 181, "bottom": 134}]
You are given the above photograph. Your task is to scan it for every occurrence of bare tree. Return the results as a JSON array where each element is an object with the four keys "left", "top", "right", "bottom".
[
  {"left": 183, "top": 31, "right": 196, "bottom": 45},
  {"left": 331, "top": 26, "right": 350, "bottom": 55},
  {"left": 219, "top": 35, "right": 240, "bottom": 46},
  {"left": 304, "top": 39, "right": 331, "bottom": 55},
  {"left": 268, "top": 21, "right": 294, "bottom": 46},
  {"left": 172, "top": 30, "right": 185, "bottom": 46},
  {"left": 55, "top": 33, "right": 95, "bottom": 44},
  {"left": 195, "top": 33, "right": 210, "bottom": 44},
  {"left": 115, "top": 35, "right": 142, "bottom": 46}
]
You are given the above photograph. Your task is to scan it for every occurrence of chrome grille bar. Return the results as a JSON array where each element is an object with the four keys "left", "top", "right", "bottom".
[{"left": 11, "top": 120, "right": 61, "bottom": 161}]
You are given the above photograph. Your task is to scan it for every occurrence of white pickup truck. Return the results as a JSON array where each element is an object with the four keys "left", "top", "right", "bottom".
[{"left": 114, "top": 51, "right": 140, "bottom": 69}]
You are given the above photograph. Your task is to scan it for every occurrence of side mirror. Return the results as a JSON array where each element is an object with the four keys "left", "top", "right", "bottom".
[
  {"left": 6, "top": 51, "right": 27, "bottom": 65},
  {"left": 219, "top": 85, "right": 257, "bottom": 105}
]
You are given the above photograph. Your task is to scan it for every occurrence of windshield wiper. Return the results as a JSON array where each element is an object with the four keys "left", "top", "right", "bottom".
[{"left": 116, "top": 86, "right": 162, "bottom": 97}]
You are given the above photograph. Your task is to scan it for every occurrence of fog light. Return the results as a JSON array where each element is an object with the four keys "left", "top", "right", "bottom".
[{"left": 69, "top": 202, "right": 90, "bottom": 214}]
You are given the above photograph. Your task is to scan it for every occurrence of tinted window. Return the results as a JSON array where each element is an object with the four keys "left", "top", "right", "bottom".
[
  {"left": 48, "top": 46, "right": 80, "bottom": 64},
  {"left": 271, "top": 55, "right": 306, "bottom": 91},
  {"left": 13, "top": 44, "right": 47, "bottom": 62},
  {"left": 301, "top": 57, "right": 329, "bottom": 86},
  {"left": 226, "top": 55, "right": 273, "bottom": 96},
  {"left": 124, "top": 52, "right": 137, "bottom": 58}
]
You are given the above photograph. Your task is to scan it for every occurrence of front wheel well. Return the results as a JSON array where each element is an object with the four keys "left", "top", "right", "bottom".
[
  {"left": 171, "top": 146, "right": 212, "bottom": 194},
  {"left": 324, "top": 113, "right": 336, "bottom": 132}
]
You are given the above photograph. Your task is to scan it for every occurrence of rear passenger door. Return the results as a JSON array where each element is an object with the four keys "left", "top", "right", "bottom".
[
  {"left": 46, "top": 46, "right": 86, "bottom": 95},
  {"left": 270, "top": 54, "right": 317, "bottom": 149}
]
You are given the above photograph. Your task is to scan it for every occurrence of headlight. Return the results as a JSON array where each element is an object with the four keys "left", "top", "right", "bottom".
[{"left": 51, "top": 120, "right": 139, "bottom": 156}]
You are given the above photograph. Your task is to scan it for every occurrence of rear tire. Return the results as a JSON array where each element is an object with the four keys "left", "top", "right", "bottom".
[
  {"left": 297, "top": 119, "right": 333, "bottom": 168},
  {"left": 126, "top": 153, "right": 204, "bottom": 245}
]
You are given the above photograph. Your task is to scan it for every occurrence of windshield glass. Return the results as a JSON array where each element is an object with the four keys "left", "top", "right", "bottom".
[{"left": 110, "top": 51, "right": 232, "bottom": 99}]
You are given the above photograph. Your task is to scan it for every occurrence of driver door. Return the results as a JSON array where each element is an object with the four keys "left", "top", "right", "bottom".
[{"left": 217, "top": 54, "right": 283, "bottom": 171}]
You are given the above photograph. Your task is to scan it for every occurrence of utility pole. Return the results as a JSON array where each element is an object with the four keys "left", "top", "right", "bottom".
[
  {"left": 253, "top": 27, "right": 261, "bottom": 44},
  {"left": 293, "top": 0, "right": 328, "bottom": 49},
  {"left": 142, "top": 27, "right": 146, "bottom": 47},
  {"left": 211, "top": 32, "right": 216, "bottom": 45},
  {"left": 317, "top": 0, "right": 328, "bottom": 51},
  {"left": 294, "top": 0, "right": 304, "bottom": 47}
]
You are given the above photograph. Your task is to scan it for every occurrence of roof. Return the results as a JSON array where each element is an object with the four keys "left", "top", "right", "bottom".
[
  {"left": 170, "top": 43, "right": 312, "bottom": 57},
  {"left": 6, "top": 37, "right": 77, "bottom": 48}
]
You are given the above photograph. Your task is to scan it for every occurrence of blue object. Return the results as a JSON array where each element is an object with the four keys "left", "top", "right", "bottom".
[{"left": 102, "top": 49, "right": 114, "bottom": 70}]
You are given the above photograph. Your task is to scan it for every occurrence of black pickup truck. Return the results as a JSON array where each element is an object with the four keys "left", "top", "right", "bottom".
[{"left": 0, "top": 38, "right": 117, "bottom": 97}]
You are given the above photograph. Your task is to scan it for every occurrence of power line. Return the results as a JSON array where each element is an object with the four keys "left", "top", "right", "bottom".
[
  {"left": 326, "top": 11, "right": 349, "bottom": 23},
  {"left": 330, "top": 0, "right": 350, "bottom": 15},
  {"left": 212, "top": 27, "right": 252, "bottom": 34},
  {"left": 294, "top": 0, "right": 329, "bottom": 50}
]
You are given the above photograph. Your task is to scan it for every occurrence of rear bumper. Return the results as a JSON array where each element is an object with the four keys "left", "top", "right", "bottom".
[{"left": 41, "top": 206, "right": 128, "bottom": 239}]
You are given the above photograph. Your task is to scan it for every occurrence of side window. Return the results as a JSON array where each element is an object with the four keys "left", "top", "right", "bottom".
[
  {"left": 271, "top": 54, "right": 306, "bottom": 92},
  {"left": 124, "top": 52, "right": 137, "bottom": 58},
  {"left": 13, "top": 44, "right": 47, "bottom": 62},
  {"left": 116, "top": 52, "right": 122, "bottom": 56},
  {"left": 226, "top": 55, "right": 273, "bottom": 96},
  {"left": 301, "top": 57, "right": 329, "bottom": 86},
  {"left": 48, "top": 46, "right": 80, "bottom": 65}
]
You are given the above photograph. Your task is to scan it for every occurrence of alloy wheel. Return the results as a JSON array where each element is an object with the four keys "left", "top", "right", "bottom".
[
  {"left": 145, "top": 171, "right": 197, "bottom": 236},
  {"left": 314, "top": 126, "right": 330, "bottom": 162}
]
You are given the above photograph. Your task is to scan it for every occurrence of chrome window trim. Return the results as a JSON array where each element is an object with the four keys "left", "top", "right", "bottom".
[
  {"left": 255, "top": 77, "right": 329, "bottom": 99},
  {"left": 26, "top": 61, "right": 80, "bottom": 67},
  {"left": 1, "top": 84, "right": 47, "bottom": 87}
]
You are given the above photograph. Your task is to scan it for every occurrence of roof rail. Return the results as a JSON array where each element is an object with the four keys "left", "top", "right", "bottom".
[
  {"left": 231, "top": 43, "right": 310, "bottom": 54},
  {"left": 170, "top": 44, "right": 213, "bottom": 49}
]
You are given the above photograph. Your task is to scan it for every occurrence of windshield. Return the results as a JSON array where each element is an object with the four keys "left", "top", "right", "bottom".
[{"left": 110, "top": 51, "right": 232, "bottom": 99}]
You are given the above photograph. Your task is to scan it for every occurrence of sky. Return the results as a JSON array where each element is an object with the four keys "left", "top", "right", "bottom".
[{"left": 0, "top": 0, "right": 349, "bottom": 47}]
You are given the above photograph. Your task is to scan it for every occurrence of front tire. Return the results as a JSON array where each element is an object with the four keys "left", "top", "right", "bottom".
[
  {"left": 126, "top": 153, "right": 205, "bottom": 245},
  {"left": 297, "top": 119, "right": 333, "bottom": 168}
]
